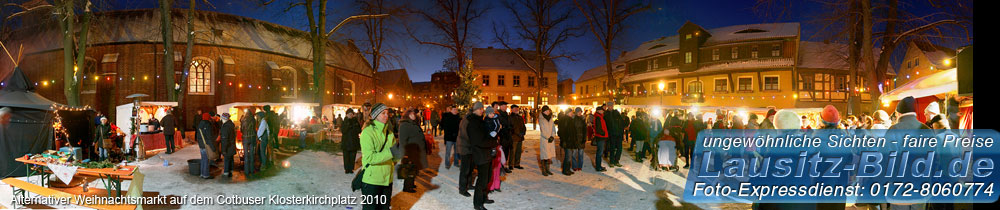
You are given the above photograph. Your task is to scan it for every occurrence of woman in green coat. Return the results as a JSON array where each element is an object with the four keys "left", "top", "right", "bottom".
[{"left": 359, "top": 103, "right": 398, "bottom": 210}]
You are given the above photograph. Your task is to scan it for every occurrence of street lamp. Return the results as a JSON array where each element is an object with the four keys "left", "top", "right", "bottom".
[
  {"left": 658, "top": 82, "right": 665, "bottom": 108},
  {"left": 326, "top": 14, "right": 390, "bottom": 37}
]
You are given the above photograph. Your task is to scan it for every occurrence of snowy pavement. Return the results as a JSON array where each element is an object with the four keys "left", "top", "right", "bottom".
[{"left": 3, "top": 126, "right": 751, "bottom": 210}]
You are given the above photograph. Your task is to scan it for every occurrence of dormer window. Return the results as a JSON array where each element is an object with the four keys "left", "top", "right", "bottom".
[{"left": 735, "top": 28, "right": 768, "bottom": 34}]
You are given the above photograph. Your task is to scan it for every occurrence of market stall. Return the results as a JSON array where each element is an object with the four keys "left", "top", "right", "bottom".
[
  {"left": 115, "top": 101, "right": 177, "bottom": 155},
  {"left": 217, "top": 102, "right": 320, "bottom": 147},
  {"left": 880, "top": 67, "right": 971, "bottom": 128},
  {"left": 322, "top": 103, "right": 361, "bottom": 122}
]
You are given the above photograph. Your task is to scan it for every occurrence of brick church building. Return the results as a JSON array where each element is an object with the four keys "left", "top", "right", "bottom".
[{"left": 2, "top": 9, "right": 376, "bottom": 128}]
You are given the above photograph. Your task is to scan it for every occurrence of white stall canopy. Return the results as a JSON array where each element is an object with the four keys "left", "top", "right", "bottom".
[{"left": 881, "top": 68, "right": 957, "bottom": 101}]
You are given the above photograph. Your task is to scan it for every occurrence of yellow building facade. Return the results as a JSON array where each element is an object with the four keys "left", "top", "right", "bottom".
[{"left": 471, "top": 47, "right": 559, "bottom": 106}]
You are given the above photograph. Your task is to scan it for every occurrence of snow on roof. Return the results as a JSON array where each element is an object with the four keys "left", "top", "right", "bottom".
[
  {"left": 577, "top": 64, "right": 626, "bottom": 82},
  {"left": 911, "top": 40, "right": 956, "bottom": 68},
  {"left": 472, "top": 48, "right": 558, "bottom": 73},
  {"left": 703, "top": 22, "right": 800, "bottom": 45},
  {"left": 617, "top": 22, "right": 799, "bottom": 62},
  {"left": 621, "top": 68, "right": 680, "bottom": 84},
  {"left": 797, "top": 41, "right": 895, "bottom": 74},
  {"left": 9, "top": 9, "right": 373, "bottom": 76}
]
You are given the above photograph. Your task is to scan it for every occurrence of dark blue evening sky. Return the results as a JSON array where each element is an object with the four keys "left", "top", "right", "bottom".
[{"left": 111, "top": 0, "right": 970, "bottom": 84}]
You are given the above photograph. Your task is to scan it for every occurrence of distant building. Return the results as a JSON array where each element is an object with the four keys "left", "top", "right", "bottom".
[
  {"left": 575, "top": 64, "right": 626, "bottom": 106},
  {"left": 471, "top": 47, "right": 558, "bottom": 107},
  {"left": 617, "top": 21, "right": 894, "bottom": 115},
  {"left": 3, "top": 9, "right": 374, "bottom": 124},
  {"left": 377, "top": 69, "right": 413, "bottom": 108},
  {"left": 895, "top": 40, "right": 956, "bottom": 88},
  {"left": 556, "top": 79, "right": 574, "bottom": 104}
]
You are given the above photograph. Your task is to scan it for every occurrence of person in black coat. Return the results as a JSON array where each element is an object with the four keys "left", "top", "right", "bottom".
[
  {"left": 399, "top": 109, "right": 428, "bottom": 193},
  {"left": 508, "top": 105, "right": 527, "bottom": 169},
  {"left": 196, "top": 113, "right": 216, "bottom": 179},
  {"left": 466, "top": 103, "right": 496, "bottom": 210},
  {"left": 556, "top": 109, "right": 578, "bottom": 175},
  {"left": 219, "top": 113, "right": 237, "bottom": 177},
  {"left": 340, "top": 109, "right": 362, "bottom": 174},
  {"left": 441, "top": 106, "right": 462, "bottom": 169},
  {"left": 240, "top": 111, "right": 258, "bottom": 176},
  {"left": 161, "top": 109, "right": 177, "bottom": 154},
  {"left": 493, "top": 102, "right": 514, "bottom": 173}
]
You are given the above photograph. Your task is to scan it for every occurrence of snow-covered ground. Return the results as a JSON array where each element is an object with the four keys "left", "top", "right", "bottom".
[{"left": 2, "top": 126, "right": 750, "bottom": 210}]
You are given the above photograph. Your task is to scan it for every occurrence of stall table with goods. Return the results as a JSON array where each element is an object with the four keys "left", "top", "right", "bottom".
[{"left": 15, "top": 150, "right": 136, "bottom": 197}]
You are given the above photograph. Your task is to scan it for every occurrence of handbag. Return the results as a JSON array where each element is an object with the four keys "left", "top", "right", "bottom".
[{"left": 352, "top": 130, "right": 390, "bottom": 191}]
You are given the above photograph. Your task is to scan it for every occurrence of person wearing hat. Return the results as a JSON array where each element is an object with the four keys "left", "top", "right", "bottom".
[
  {"left": 341, "top": 108, "right": 363, "bottom": 174},
  {"left": 759, "top": 109, "right": 777, "bottom": 129},
  {"left": 465, "top": 102, "right": 498, "bottom": 209},
  {"left": 94, "top": 116, "right": 112, "bottom": 161},
  {"left": 508, "top": 104, "right": 527, "bottom": 170},
  {"left": 240, "top": 110, "right": 258, "bottom": 176},
  {"left": 457, "top": 102, "right": 483, "bottom": 197},
  {"left": 359, "top": 103, "right": 397, "bottom": 210},
  {"left": 554, "top": 105, "right": 576, "bottom": 175},
  {"left": 592, "top": 106, "right": 609, "bottom": 172},
  {"left": 923, "top": 101, "right": 941, "bottom": 128},
  {"left": 219, "top": 113, "right": 237, "bottom": 177},
  {"left": 819, "top": 105, "right": 841, "bottom": 129},
  {"left": 196, "top": 112, "right": 217, "bottom": 179},
  {"left": 890, "top": 96, "right": 930, "bottom": 129}
]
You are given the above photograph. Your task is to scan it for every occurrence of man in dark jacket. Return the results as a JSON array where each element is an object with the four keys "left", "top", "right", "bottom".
[
  {"left": 441, "top": 106, "right": 462, "bottom": 169},
  {"left": 219, "top": 113, "right": 237, "bottom": 177},
  {"left": 341, "top": 109, "right": 362, "bottom": 174},
  {"left": 890, "top": 96, "right": 931, "bottom": 130},
  {"left": 572, "top": 108, "right": 587, "bottom": 171},
  {"left": 456, "top": 106, "right": 475, "bottom": 197},
  {"left": 630, "top": 111, "right": 649, "bottom": 162},
  {"left": 196, "top": 113, "right": 216, "bottom": 179},
  {"left": 494, "top": 101, "right": 514, "bottom": 173},
  {"left": 592, "top": 107, "right": 609, "bottom": 172},
  {"left": 508, "top": 105, "right": 527, "bottom": 170},
  {"left": 240, "top": 111, "right": 258, "bottom": 176},
  {"left": 604, "top": 102, "right": 625, "bottom": 168},
  {"left": 467, "top": 102, "right": 496, "bottom": 210},
  {"left": 557, "top": 109, "right": 578, "bottom": 175},
  {"left": 161, "top": 109, "right": 177, "bottom": 154}
]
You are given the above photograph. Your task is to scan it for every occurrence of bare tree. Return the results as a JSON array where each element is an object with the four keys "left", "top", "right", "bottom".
[
  {"left": 356, "top": 0, "right": 405, "bottom": 73},
  {"left": 572, "top": 0, "right": 649, "bottom": 102},
  {"left": 55, "top": 0, "right": 92, "bottom": 106},
  {"left": 159, "top": 0, "right": 175, "bottom": 102},
  {"left": 494, "top": 0, "right": 583, "bottom": 123},
  {"left": 407, "top": 0, "right": 487, "bottom": 109},
  {"left": 757, "top": 0, "right": 971, "bottom": 113}
]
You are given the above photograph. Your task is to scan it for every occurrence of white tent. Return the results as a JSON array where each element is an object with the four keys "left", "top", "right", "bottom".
[
  {"left": 116, "top": 101, "right": 178, "bottom": 150},
  {"left": 880, "top": 68, "right": 957, "bottom": 101}
]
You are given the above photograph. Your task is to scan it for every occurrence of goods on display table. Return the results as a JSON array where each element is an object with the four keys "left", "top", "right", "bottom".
[{"left": 16, "top": 150, "right": 137, "bottom": 197}]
